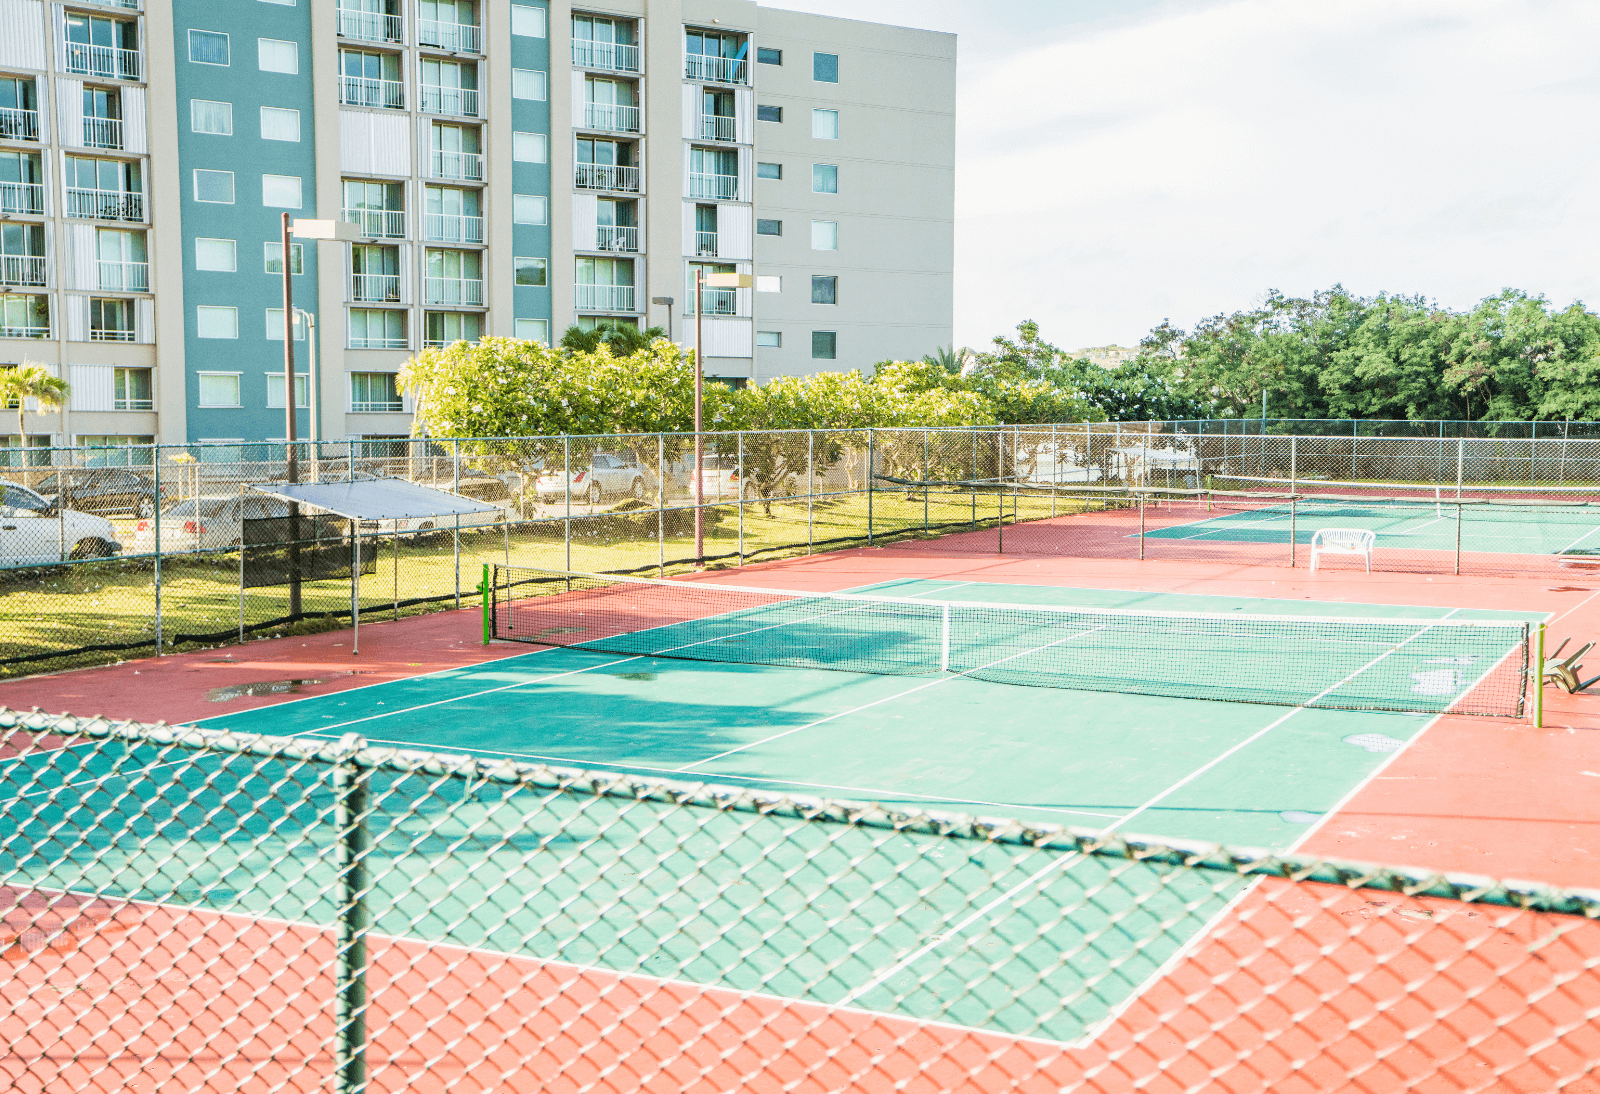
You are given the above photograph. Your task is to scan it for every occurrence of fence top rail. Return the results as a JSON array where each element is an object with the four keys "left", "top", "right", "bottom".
[{"left": 4, "top": 707, "right": 1592, "bottom": 916}]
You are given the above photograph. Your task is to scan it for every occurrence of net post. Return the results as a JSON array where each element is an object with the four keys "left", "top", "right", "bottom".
[
  {"left": 939, "top": 603, "right": 950, "bottom": 673},
  {"left": 333, "top": 733, "right": 371, "bottom": 1094},
  {"left": 481, "top": 563, "right": 490, "bottom": 645},
  {"left": 1535, "top": 622, "right": 1545, "bottom": 728}
]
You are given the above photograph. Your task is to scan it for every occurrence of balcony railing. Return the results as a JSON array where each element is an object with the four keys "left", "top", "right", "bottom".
[
  {"left": 694, "top": 230, "right": 718, "bottom": 257},
  {"left": 582, "top": 102, "right": 640, "bottom": 133},
  {"left": 114, "top": 394, "right": 152, "bottom": 409},
  {"left": 82, "top": 116, "right": 123, "bottom": 150},
  {"left": 574, "top": 162, "right": 639, "bottom": 192},
  {"left": 0, "top": 324, "right": 48, "bottom": 339},
  {"left": 0, "top": 255, "right": 47, "bottom": 287},
  {"left": 91, "top": 325, "right": 135, "bottom": 342},
  {"left": 81, "top": 0, "right": 140, "bottom": 9},
  {"left": 572, "top": 41, "right": 639, "bottom": 73},
  {"left": 575, "top": 284, "right": 635, "bottom": 312},
  {"left": 424, "top": 213, "right": 483, "bottom": 244},
  {"left": 351, "top": 273, "right": 401, "bottom": 302},
  {"left": 596, "top": 225, "right": 638, "bottom": 252},
  {"left": 423, "top": 277, "right": 483, "bottom": 306},
  {"left": 0, "top": 181, "right": 45, "bottom": 215},
  {"left": 63, "top": 42, "right": 140, "bottom": 81},
  {"left": 0, "top": 107, "right": 38, "bottom": 141},
  {"left": 97, "top": 260, "right": 146, "bottom": 292},
  {"left": 66, "top": 187, "right": 143, "bottom": 221},
  {"left": 339, "top": 76, "right": 404, "bottom": 109},
  {"left": 688, "top": 172, "right": 738, "bottom": 200},
  {"left": 430, "top": 149, "right": 483, "bottom": 180},
  {"left": 699, "top": 114, "right": 735, "bottom": 142},
  {"left": 342, "top": 208, "right": 406, "bottom": 238},
  {"left": 338, "top": 8, "right": 402, "bottom": 43},
  {"left": 421, "top": 86, "right": 478, "bottom": 117},
  {"left": 349, "top": 334, "right": 407, "bottom": 350},
  {"left": 693, "top": 287, "right": 737, "bottom": 316},
  {"left": 418, "top": 20, "right": 480, "bottom": 52},
  {"left": 685, "top": 54, "right": 747, "bottom": 84},
  {"left": 351, "top": 398, "right": 404, "bottom": 412}
]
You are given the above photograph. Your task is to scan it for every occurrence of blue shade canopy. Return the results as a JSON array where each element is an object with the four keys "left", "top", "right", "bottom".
[{"left": 246, "top": 477, "right": 500, "bottom": 521}]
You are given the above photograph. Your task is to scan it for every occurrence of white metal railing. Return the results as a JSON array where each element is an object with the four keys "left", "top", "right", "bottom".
[
  {"left": 97, "top": 259, "right": 147, "bottom": 292},
  {"left": 571, "top": 40, "right": 639, "bottom": 73},
  {"left": 63, "top": 42, "right": 140, "bottom": 81},
  {"left": 1, "top": 324, "right": 49, "bottom": 339},
  {"left": 573, "top": 163, "right": 639, "bottom": 192},
  {"left": 0, "top": 107, "right": 38, "bottom": 141},
  {"left": 80, "top": 0, "right": 139, "bottom": 9},
  {"left": 691, "top": 287, "right": 737, "bottom": 315},
  {"left": 421, "top": 86, "right": 478, "bottom": 117},
  {"left": 574, "top": 284, "right": 635, "bottom": 311},
  {"left": 113, "top": 394, "right": 152, "bottom": 408},
  {"left": 340, "top": 76, "right": 405, "bottom": 109},
  {"left": 417, "top": 20, "right": 481, "bottom": 52},
  {"left": 350, "top": 399, "right": 404, "bottom": 412},
  {"left": 685, "top": 54, "right": 747, "bottom": 84},
  {"left": 66, "top": 187, "right": 142, "bottom": 221},
  {"left": 689, "top": 172, "right": 738, "bottom": 200},
  {"left": 582, "top": 102, "right": 640, "bottom": 133},
  {"left": 423, "top": 213, "right": 483, "bottom": 244},
  {"left": 699, "top": 114, "right": 735, "bottom": 142},
  {"left": 694, "top": 230, "right": 718, "bottom": 257},
  {"left": 351, "top": 273, "right": 401, "bottom": 302},
  {"left": 0, "top": 255, "right": 46, "bottom": 287},
  {"left": 91, "top": 324, "right": 135, "bottom": 342},
  {"left": 596, "top": 225, "right": 637, "bottom": 252},
  {"left": 338, "top": 8, "right": 403, "bottom": 43},
  {"left": 0, "top": 182, "right": 45, "bottom": 215},
  {"left": 423, "top": 277, "right": 483, "bottom": 306},
  {"left": 342, "top": 208, "right": 406, "bottom": 238},
  {"left": 83, "top": 116, "right": 123, "bottom": 150},
  {"left": 430, "top": 150, "right": 483, "bottom": 180},
  {"left": 349, "top": 332, "right": 407, "bottom": 350}
]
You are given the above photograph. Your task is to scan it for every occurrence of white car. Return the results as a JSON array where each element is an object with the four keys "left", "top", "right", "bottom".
[
  {"left": 536, "top": 451, "right": 650, "bottom": 505},
  {"left": 132, "top": 493, "right": 508, "bottom": 554},
  {"left": 0, "top": 482, "right": 122, "bottom": 567}
]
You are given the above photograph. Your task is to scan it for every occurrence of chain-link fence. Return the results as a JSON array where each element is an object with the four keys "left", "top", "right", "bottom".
[{"left": 2, "top": 708, "right": 1596, "bottom": 1093}]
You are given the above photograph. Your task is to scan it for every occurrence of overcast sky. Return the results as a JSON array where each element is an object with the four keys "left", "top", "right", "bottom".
[{"left": 771, "top": 0, "right": 1600, "bottom": 353}]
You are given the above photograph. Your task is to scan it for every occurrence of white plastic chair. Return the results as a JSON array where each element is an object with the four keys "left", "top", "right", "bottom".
[{"left": 1309, "top": 528, "right": 1376, "bottom": 572}]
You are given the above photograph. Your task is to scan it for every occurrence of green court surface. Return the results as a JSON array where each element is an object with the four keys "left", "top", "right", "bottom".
[{"left": 1, "top": 579, "right": 1547, "bottom": 1043}]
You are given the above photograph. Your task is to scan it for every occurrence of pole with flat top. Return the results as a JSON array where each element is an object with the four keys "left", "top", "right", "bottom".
[{"left": 697, "top": 271, "right": 753, "bottom": 566}]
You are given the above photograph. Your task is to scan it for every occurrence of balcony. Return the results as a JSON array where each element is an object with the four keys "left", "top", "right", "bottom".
[
  {"left": 685, "top": 54, "right": 747, "bottom": 84},
  {"left": 91, "top": 324, "right": 134, "bottom": 342},
  {"left": 349, "top": 334, "right": 407, "bottom": 350},
  {"left": 63, "top": 43, "right": 140, "bottom": 81},
  {"left": 418, "top": 20, "right": 480, "bottom": 52},
  {"left": 0, "top": 323, "right": 48, "bottom": 338},
  {"left": 338, "top": 8, "right": 402, "bottom": 43},
  {"left": 424, "top": 213, "right": 483, "bottom": 244},
  {"left": 0, "top": 255, "right": 47, "bottom": 287},
  {"left": 0, "top": 181, "right": 44, "bottom": 215},
  {"left": 430, "top": 149, "right": 482, "bottom": 181},
  {"left": 66, "top": 187, "right": 143, "bottom": 221},
  {"left": 572, "top": 41, "right": 639, "bottom": 73},
  {"left": 575, "top": 284, "right": 635, "bottom": 312},
  {"left": 574, "top": 163, "right": 639, "bottom": 192},
  {"left": 421, "top": 86, "right": 478, "bottom": 117},
  {"left": 340, "top": 76, "right": 404, "bottom": 109},
  {"left": 351, "top": 398, "right": 404, "bottom": 412},
  {"left": 351, "top": 273, "right": 401, "bottom": 303},
  {"left": 0, "top": 107, "right": 38, "bottom": 141},
  {"left": 596, "top": 225, "right": 638, "bottom": 252},
  {"left": 98, "top": 260, "right": 146, "bottom": 292},
  {"left": 343, "top": 208, "right": 406, "bottom": 238},
  {"left": 689, "top": 172, "right": 738, "bottom": 200},
  {"left": 694, "top": 287, "right": 737, "bottom": 316},
  {"left": 694, "top": 230, "right": 717, "bottom": 257},
  {"left": 699, "top": 114, "right": 734, "bottom": 142},
  {"left": 83, "top": 116, "right": 123, "bottom": 150},
  {"left": 582, "top": 102, "right": 639, "bottom": 133},
  {"left": 424, "top": 277, "right": 483, "bottom": 306},
  {"left": 81, "top": 0, "right": 140, "bottom": 9}
]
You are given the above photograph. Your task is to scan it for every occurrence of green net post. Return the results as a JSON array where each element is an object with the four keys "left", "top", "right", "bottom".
[
  {"left": 1535, "top": 622, "right": 1545, "bottom": 728},
  {"left": 480, "top": 563, "right": 490, "bottom": 645},
  {"left": 333, "top": 734, "right": 371, "bottom": 1094}
]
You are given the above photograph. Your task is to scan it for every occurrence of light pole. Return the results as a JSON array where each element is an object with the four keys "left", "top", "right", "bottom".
[
  {"left": 296, "top": 308, "right": 319, "bottom": 480},
  {"left": 651, "top": 295, "right": 673, "bottom": 343}
]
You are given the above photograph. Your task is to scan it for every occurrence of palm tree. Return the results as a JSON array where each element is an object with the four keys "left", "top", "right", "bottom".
[
  {"left": 0, "top": 362, "right": 70, "bottom": 483},
  {"left": 922, "top": 345, "right": 962, "bottom": 375}
]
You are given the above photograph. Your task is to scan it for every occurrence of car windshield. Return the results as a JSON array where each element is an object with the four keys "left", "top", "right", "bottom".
[
  {"left": 33, "top": 474, "right": 58, "bottom": 492},
  {"left": 2, "top": 484, "right": 49, "bottom": 512}
]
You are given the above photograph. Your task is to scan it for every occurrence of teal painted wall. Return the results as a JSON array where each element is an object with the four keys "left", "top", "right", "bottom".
[{"left": 510, "top": 2, "right": 551, "bottom": 340}]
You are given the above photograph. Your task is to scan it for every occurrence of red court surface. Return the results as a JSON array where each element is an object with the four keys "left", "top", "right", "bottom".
[{"left": 5, "top": 528, "right": 1600, "bottom": 1093}]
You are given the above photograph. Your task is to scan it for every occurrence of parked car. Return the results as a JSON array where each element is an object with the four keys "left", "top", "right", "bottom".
[
  {"left": 34, "top": 468, "right": 162, "bottom": 518},
  {"left": 670, "top": 453, "right": 756, "bottom": 501},
  {"left": 0, "top": 483, "right": 122, "bottom": 566},
  {"left": 536, "top": 451, "right": 650, "bottom": 504},
  {"left": 132, "top": 492, "right": 507, "bottom": 554}
]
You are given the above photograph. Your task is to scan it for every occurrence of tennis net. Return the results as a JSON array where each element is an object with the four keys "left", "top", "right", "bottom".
[{"left": 487, "top": 566, "right": 1534, "bottom": 717}]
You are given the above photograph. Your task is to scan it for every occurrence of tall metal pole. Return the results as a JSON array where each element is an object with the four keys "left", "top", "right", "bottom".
[
  {"left": 280, "top": 213, "right": 302, "bottom": 618},
  {"left": 152, "top": 454, "right": 162, "bottom": 655},
  {"left": 300, "top": 309, "right": 320, "bottom": 482},
  {"left": 693, "top": 269, "right": 705, "bottom": 565}
]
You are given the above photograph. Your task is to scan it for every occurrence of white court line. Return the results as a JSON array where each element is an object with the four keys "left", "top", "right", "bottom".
[{"left": 1557, "top": 520, "right": 1600, "bottom": 556}]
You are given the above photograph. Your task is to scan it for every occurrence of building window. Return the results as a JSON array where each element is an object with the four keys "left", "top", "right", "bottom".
[
  {"left": 260, "top": 107, "right": 300, "bottom": 141},
  {"left": 266, "top": 372, "right": 310, "bottom": 408},
  {"left": 811, "top": 221, "right": 838, "bottom": 250},
  {"left": 755, "top": 275, "right": 781, "bottom": 292},
  {"left": 756, "top": 330, "right": 780, "bottom": 348},
  {"left": 190, "top": 99, "right": 232, "bottom": 135},
  {"left": 511, "top": 3, "right": 547, "bottom": 37},
  {"left": 0, "top": 293, "right": 47, "bottom": 338},
  {"left": 349, "top": 372, "right": 402, "bottom": 412},
  {"left": 511, "top": 68, "right": 547, "bottom": 100},
  {"left": 424, "top": 310, "right": 481, "bottom": 347},
  {"left": 189, "top": 29, "right": 230, "bottom": 66},
  {"left": 265, "top": 308, "right": 307, "bottom": 340},
  {"left": 197, "top": 372, "right": 241, "bottom": 404},
  {"left": 262, "top": 173, "right": 302, "bottom": 208},
  {"left": 90, "top": 297, "right": 134, "bottom": 341},
  {"left": 113, "top": 367, "right": 152, "bottom": 410},
  {"left": 756, "top": 219, "right": 782, "bottom": 236},
  {"left": 193, "top": 169, "right": 235, "bottom": 203},
  {"left": 513, "top": 194, "right": 548, "bottom": 225},
  {"left": 756, "top": 161, "right": 781, "bottom": 180},
  {"left": 515, "top": 318, "right": 548, "bottom": 343},
  {"left": 195, "top": 238, "right": 236, "bottom": 272},
  {"left": 757, "top": 105, "right": 781, "bottom": 123},
  {"left": 512, "top": 132, "right": 547, "bottom": 163},
  {"left": 812, "top": 164, "right": 837, "bottom": 193},
  {"left": 811, "top": 331, "right": 836, "bottom": 359},
  {"left": 263, "top": 242, "right": 305, "bottom": 275},
  {"left": 258, "top": 38, "right": 299, "bottom": 74},
  {"left": 811, "top": 275, "right": 837, "bottom": 305},
  {"left": 813, "top": 52, "right": 838, "bottom": 82},
  {"left": 514, "top": 257, "right": 547, "bottom": 287},
  {"left": 813, "top": 108, "right": 839, "bottom": 139},
  {"left": 196, "top": 307, "right": 237, "bottom": 339},
  {"left": 757, "top": 46, "right": 782, "bottom": 65},
  {"left": 349, "top": 308, "right": 406, "bottom": 349}
]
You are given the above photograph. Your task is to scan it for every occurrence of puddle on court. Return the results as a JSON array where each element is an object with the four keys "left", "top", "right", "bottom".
[
  {"left": 206, "top": 679, "right": 325, "bottom": 701},
  {"left": 606, "top": 672, "right": 657, "bottom": 681}
]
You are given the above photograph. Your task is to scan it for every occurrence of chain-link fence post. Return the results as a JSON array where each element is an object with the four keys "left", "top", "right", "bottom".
[
  {"left": 238, "top": 482, "right": 246, "bottom": 643},
  {"left": 866, "top": 428, "right": 874, "bottom": 546},
  {"left": 1289, "top": 496, "right": 1297, "bottom": 567},
  {"left": 452, "top": 438, "right": 461, "bottom": 609},
  {"left": 332, "top": 733, "right": 371, "bottom": 1094},
  {"left": 1050, "top": 422, "right": 1057, "bottom": 517},
  {"left": 1456, "top": 500, "right": 1463, "bottom": 575},
  {"left": 806, "top": 429, "right": 814, "bottom": 554},
  {"left": 563, "top": 436, "right": 572, "bottom": 574},
  {"left": 923, "top": 429, "right": 930, "bottom": 531},
  {"left": 153, "top": 455, "right": 163, "bottom": 656},
  {"left": 657, "top": 432, "right": 666, "bottom": 577},
  {"left": 737, "top": 431, "right": 745, "bottom": 565},
  {"left": 1457, "top": 437, "right": 1465, "bottom": 496},
  {"left": 1139, "top": 493, "right": 1146, "bottom": 560}
]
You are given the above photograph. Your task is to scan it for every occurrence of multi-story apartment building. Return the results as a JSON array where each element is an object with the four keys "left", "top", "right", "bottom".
[{"left": 0, "top": 0, "right": 952, "bottom": 457}]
